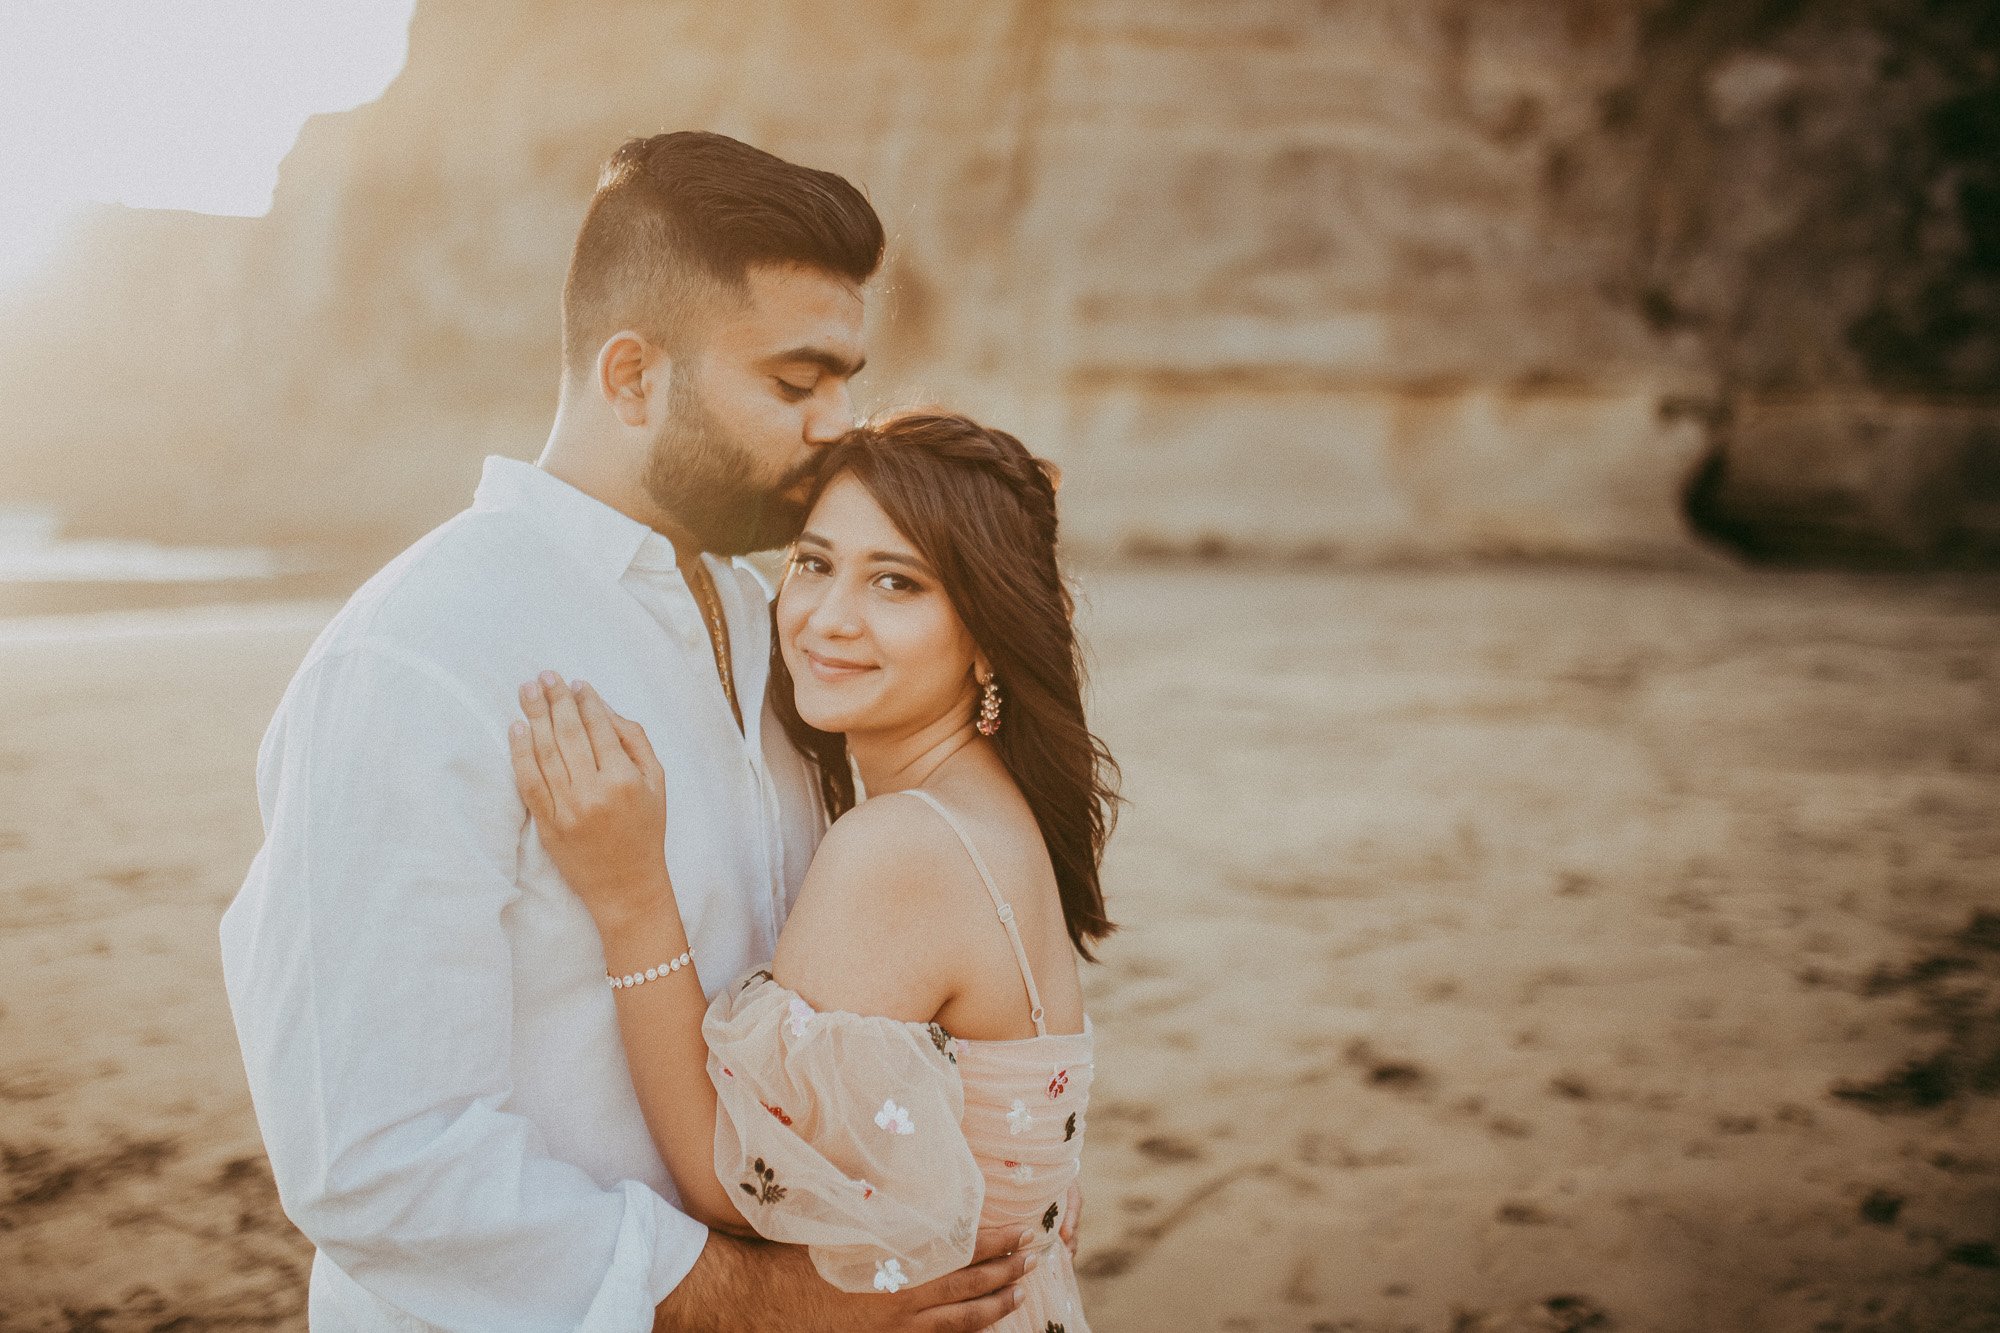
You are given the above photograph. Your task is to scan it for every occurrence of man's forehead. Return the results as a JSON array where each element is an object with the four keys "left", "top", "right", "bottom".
[
  {"left": 714, "top": 262, "right": 866, "bottom": 359},
  {"left": 746, "top": 263, "right": 864, "bottom": 319}
]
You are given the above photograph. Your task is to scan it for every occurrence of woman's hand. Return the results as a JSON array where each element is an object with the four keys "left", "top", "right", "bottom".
[{"left": 509, "top": 672, "right": 670, "bottom": 932}]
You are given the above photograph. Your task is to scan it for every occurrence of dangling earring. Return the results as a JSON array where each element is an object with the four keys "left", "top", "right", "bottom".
[{"left": 975, "top": 674, "right": 1002, "bottom": 737}]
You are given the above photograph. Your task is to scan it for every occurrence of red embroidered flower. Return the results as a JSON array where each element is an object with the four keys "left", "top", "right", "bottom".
[
  {"left": 762, "top": 1101, "right": 793, "bottom": 1126},
  {"left": 1047, "top": 1069, "right": 1069, "bottom": 1100},
  {"left": 721, "top": 1066, "right": 734, "bottom": 1079}
]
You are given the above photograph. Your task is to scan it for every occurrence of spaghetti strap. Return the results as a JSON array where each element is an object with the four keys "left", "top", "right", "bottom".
[{"left": 896, "top": 788, "right": 1048, "bottom": 1036}]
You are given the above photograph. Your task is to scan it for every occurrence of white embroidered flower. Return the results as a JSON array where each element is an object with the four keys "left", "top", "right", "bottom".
[
  {"left": 873, "top": 1258, "right": 909, "bottom": 1293},
  {"left": 1010, "top": 1162, "right": 1035, "bottom": 1184},
  {"left": 1007, "top": 1099, "right": 1034, "bottom": 1135},
  {"left": 875, "top": 1098, "right": 915, "bottom": 1135},
  {"left": 786, "top": 997, "right": 815, "bottom": 1039},
  {"left": 849, "top": 1178, "right": 876, "bottom": 1200}
]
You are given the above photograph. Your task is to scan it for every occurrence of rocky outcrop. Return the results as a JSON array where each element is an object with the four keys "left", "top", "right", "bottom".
[
  {"left": 0, "top": 0, "right": 1992, "bottom": 563},
  {"left": 1607, "top": 0, "right": 2000, "bottom": 561}
]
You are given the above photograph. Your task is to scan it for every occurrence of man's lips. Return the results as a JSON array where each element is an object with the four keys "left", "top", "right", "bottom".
[
  {"left": 777, "top": 462, "right": 819, "bottom": 503},
  {"left": 800, "top": 648, "right": 875, "bottom": 681}
]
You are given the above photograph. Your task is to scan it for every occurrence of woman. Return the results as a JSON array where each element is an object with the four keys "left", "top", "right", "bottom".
[{"left": 506, "top": 411, "right": 1118, "bottom": 1331}]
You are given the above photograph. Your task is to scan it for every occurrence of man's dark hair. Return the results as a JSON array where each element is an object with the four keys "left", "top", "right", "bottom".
[{"left": 561, "top": 131, "right": 885, "bottom": 374}]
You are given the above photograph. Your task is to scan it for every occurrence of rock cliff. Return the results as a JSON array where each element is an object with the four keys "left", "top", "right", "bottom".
[{"left": 0, "top": 0, "right": 1992, "bottom": 563}]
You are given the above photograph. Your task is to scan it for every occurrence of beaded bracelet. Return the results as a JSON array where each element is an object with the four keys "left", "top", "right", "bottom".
[{"left": 608, "top": 949, "right": 694, "bottom": 990}]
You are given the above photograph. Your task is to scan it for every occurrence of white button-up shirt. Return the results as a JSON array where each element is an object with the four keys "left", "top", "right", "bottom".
[{"left": 220, "top": 457, "right": 823, "bottom": 1331}]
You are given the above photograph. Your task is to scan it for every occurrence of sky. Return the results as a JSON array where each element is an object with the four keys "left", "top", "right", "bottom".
[{"left": 0, "top": 0, "right": 416, "bottom": 293}]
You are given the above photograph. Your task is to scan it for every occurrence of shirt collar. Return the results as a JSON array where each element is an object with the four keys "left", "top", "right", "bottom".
[{"left": 471, "top": 455, "right": 671, "bottom": 581}]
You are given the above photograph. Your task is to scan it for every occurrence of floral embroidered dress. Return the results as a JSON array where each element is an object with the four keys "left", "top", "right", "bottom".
[{"left": 705, "top": 789, "right": 1094, "bottom": 1333}]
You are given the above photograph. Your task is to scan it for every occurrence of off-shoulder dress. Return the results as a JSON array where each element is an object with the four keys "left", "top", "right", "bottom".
[{"left": 703, "top": 788, "right": 1093, "bottom": 1332}]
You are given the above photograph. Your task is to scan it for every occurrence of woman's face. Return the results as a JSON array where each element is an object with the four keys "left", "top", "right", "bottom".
[{"left": 776, "top": 472, "right": 982, "bottom": 738}]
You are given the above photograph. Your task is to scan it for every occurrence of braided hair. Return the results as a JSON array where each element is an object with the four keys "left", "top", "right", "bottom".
[{"left": 769, "top": 411, "right": 1120, "bottom": 959}]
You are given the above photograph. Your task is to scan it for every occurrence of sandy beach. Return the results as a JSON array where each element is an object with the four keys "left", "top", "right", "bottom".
[{"left": 2, "top": 566, "right": 1998, "bottom": 1331}]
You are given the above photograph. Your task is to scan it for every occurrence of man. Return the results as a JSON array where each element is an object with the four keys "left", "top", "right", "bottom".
[{"left": 221, "top": 132, "right": 1045, "bottom": 1331}]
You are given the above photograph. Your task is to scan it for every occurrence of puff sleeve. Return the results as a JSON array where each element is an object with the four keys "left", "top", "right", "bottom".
[{"left": 705, "top": 971, "right": 987, "bottom": 1294}]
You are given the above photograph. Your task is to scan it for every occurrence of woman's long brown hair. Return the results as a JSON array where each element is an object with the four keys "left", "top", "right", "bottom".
[{"left": 769, "top": 412, "right": 1120, "bottom": 959}]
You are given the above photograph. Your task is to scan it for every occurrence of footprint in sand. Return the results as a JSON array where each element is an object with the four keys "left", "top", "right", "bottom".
[
  {"left": 1343, "top": 1038, "right": 1430, "bottom": 1093},
  {"left": 1133, "top": 1134, "right": 1203, "bottom": 1165},
  {"left": 1858, "top": 1189, "right": 1904, "bottom": 1225},
  {"left": 0, "top": 1137, "right": 181, "bottom": 1212}
]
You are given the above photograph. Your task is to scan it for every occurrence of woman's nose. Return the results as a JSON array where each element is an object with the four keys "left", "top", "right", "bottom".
[{"left": 806, "top": 580, "right": 861, "bottom": 637}]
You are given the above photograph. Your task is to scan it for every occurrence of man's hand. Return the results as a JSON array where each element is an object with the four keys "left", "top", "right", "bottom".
[{"left": 657, "top": 1225, "right": 1037, "bottom": 1333}]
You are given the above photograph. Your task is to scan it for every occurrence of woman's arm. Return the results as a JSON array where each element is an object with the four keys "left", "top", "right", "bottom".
[
  {"left": 509, "top": 674, "right": 750, "bottom": 1235},
  {"left": 510, "top": 679, "right": 979, "bottom": 1232}
]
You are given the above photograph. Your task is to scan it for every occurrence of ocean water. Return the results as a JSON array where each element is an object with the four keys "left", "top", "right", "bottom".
[{"left": 0, "top": 506, "right": 289, "bottom": 582}]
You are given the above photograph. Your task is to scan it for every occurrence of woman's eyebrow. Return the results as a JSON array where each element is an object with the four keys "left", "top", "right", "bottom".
[
  {"left": 866, "top": 551, "right": 934, "bottom": 575},
  {"left": 796, "top": 532, "right": 934, "bottom": 576}
]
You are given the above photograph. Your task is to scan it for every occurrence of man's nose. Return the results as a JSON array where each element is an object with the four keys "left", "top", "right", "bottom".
[{"left": 804, "top": 384, "right": 855, "bottom": 445}]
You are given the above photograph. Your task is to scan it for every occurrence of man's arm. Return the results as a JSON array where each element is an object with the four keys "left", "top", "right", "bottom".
[
  {"left": 655, "top": 1230, "right": 1032, "bottom": 1333},
  {"left": 222, "top": 640, "right": 704, "bottom": 1330}
]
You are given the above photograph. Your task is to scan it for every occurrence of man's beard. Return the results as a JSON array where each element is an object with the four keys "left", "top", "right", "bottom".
[{"left": 641, "top": 374, "right": 815, "bottom": 556}]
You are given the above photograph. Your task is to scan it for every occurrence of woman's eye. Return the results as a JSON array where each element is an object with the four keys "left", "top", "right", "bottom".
[
  {"left": 775, "top": 379, "right": 814, "bottom": 401},
  {"left": 790, "top": 554, "right": 830, "bottom": 576},
  {"left": 874, "top": 572, "right": 918, "bottom": 593}
]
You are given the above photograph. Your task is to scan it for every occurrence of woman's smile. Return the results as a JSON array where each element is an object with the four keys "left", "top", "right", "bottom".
[{"left": 799, "top": 647, "right": 876, "bottom": 682}]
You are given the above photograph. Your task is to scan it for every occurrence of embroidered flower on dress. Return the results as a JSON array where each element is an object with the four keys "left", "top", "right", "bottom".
[
  {"left": 873, "top": 1258, "right": 909, "bottom": 1293},
  {"left": 1064, "top": 1112, "right": 1077, "bottom": 1142},
  {"left": 1007, "top": 1099, "right": 1034, "bottom": 1135},
  {"left": 1047, "top": 1068, "right": 1069, "bottom": 1099},
  {"left": 874, "top": 1099, "right": 915, "bottom": 1135},
  {"left": 761, "top": 1100, "right": 793, "bottom": 1127},
  {"left": 926, "top": 1021, "right": 959, "bottom": 1064},
  {"left": 1046, "top": 1323, "right": 1067, "bottom": 1333},
  {"left": 786, "top": 996, "right": 815, "bottom": 1039},
  {"left": 849, "top": 1178, "right": 876, "bottom": 1201},
  {"left": 1041, "top": 1201, "right": 1060, "bottom": 1231},
  {"left": 1010, "top": 1162, "right": 1036, "bottom": 1184},
  {"left": 739, "top": 1158, "right": 786, "bottom": 1206}
]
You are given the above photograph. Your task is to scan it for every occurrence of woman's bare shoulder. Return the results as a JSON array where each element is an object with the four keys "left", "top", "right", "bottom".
[
  {"left": 807, "top": 792, "right": 969, "bottom": 898},
  {"left": 772, "top": 793, "right": 985, "bottom": 1020}
]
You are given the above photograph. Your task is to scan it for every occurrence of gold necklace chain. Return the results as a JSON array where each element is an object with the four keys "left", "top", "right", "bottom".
[{"left": 687, "top": 558, "right": 742, "bottom": 730}]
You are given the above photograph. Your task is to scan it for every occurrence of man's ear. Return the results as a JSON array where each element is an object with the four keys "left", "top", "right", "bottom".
[{"left": 595, "top": 331, "right": 659, "bottom": 428}]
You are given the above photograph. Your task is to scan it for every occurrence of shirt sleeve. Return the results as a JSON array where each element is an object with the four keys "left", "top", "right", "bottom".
[
  {"left": 220, "top": 639, "right": 707, "bottom": 1332},
  {"left": 704, "top": 972, "right": 985, "bottom": 1294}
]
